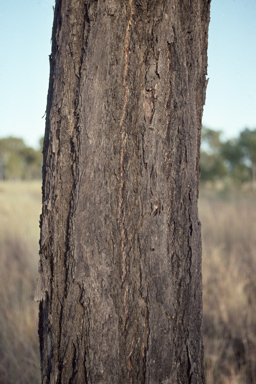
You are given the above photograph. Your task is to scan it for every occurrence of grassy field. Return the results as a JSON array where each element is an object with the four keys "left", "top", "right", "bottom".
[
  {"left": 200, "top": 186, "right": 256, "bottom": 383},
  {"left": 0, "top": 181, "right": 255, "bottom": 383},
  {"left": 0, "top": 181, "right": 41, "bottom": 384}
]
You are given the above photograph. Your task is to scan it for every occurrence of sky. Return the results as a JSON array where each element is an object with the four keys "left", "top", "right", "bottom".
[{"left": 0, "top": 0, "right": 255, "bottom": 149}]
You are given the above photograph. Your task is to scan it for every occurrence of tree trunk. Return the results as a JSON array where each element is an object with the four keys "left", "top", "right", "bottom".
[{"left": 35, "top": 0, "right": 211, "bottom": 382}]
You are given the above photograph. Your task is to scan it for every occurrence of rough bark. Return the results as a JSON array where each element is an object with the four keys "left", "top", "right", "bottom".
[{"left": 35, "top": 0, "right": 211, "bottom": 383}]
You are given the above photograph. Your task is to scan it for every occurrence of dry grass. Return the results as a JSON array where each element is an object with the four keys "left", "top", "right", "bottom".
[
  {"left": 200, "top": 187, "right": 256, "bottom": 383},
  {"left": 0, "top": 181, "right": 255, "bottom": 383},
  {"left": 0, "top": 181, "right": 41, "bottom": 384}
]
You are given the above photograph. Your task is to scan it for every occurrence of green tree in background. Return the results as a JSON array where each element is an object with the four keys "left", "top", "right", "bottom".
[
  {"left": 0, "top": 137, "right": 43, "bottom": 180},
  {"left": 200, "top": 127, "right": 256, "bottom": 185},
  {"left": 200, "top": 127, "right": 227, "bottom": 182},
  {"left": 220, "top": 138, "right": 251, "bottom": 183},
  {"left": 239, "top": 128, "right": 256, "bottom": 188},
  {"left": 239, "top": 128, "right": 256, "bottom": 164}
]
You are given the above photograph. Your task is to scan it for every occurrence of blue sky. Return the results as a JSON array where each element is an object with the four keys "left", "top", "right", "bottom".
[
  {"left": 204, "top": 0, "right": 256, "bottom": 140},
  {"left": 0, "top": 0, "right": 255, "bottom": 148}
]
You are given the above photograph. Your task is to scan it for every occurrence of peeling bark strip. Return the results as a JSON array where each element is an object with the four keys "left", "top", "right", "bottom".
[{"left": 37, "top": 0, "right": 211, "bottom": 383}]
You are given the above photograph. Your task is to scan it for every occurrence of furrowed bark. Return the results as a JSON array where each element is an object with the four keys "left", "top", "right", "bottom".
[{"left": 36, "top": 0, "right": 211, "bottom": 383}]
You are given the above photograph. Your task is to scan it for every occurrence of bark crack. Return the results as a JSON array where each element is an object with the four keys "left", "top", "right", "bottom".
[
  {"left": 165, "top": 42, "right": 172, "bottom": 139},
  {"left": 119, "top": 0, "right": 134, "bottom": 285}
]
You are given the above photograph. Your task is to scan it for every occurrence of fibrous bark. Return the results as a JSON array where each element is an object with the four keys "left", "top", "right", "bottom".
[{"left": 36, "top": 0, "right": 211, "bottom": 383}]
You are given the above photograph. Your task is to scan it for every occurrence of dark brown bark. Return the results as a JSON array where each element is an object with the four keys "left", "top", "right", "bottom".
[{"left": 35, "top": 0, "right": 211, "bottom": 383}]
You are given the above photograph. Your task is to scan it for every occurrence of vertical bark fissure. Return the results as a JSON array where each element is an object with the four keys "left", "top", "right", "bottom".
[
  {"left": 58, "top": 2, "right": 92, "bottom": 381},
  {"left": 58, "top": 2, "right": 88, "bottom": 380},
  {"left": 138, "top": 232, "right": 150, "bottom": 384},
  {"left": 119, "top": 0, "right": 134, "bottom": 287}
]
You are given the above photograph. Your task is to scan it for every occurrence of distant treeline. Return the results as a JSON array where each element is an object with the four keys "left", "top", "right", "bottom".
[
  {"left": 0, "top": 137, "right": 43, "bottom": 180},
  {"left": 201, "top": 127, "right": 256, "bottom": 185},
  {"left": 0, "top": 127, "right": 256, "bottom": 183}
]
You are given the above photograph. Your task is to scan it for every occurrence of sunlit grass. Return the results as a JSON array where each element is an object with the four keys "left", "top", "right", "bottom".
[
  {"left": 200, "top": 187, "right": 256, "bottom": 383},
  {"left": 0, "top": 181, "right": 41, "bottom": 384}
]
